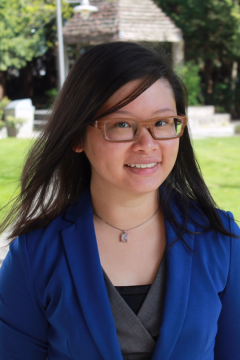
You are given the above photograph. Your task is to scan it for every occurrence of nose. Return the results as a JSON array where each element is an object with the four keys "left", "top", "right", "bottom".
[{"left": 132, "top": 126, "right": 159, "bottom": 153}]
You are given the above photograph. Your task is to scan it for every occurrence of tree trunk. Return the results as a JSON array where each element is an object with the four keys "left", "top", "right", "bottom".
[
  {"left": 204, "top": 61, "right": 213, "bottom": 95},
  {"left": 231, "top": 61, "right": 238, "bottom": 91},
  {"left": 23, "top": 62, "right": 34, "bottom": 98},
  {"left": 231, "top": 61, "right": 238, "bottom": 115}
]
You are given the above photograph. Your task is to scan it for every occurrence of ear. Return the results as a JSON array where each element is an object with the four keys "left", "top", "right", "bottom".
[{"left": 72, "top": 143, "right": 84, "bottom": 153}]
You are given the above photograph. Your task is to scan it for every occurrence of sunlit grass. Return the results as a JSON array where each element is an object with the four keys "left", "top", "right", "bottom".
[
  {"left": 0, "top": 139, "right": 32, "bottom": 210},
  {"left": 193, "top": 137, "right": 240, "bottom": 220}
]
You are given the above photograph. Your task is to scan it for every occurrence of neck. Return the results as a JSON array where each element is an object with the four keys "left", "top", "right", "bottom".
[{"left": 90, "top": 182, "right": 160, "bottom": 230}]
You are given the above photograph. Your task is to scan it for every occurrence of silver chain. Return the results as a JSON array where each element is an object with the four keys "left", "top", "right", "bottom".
[{"left": 93, "top": 207, "right": 159, "bottom": 232}]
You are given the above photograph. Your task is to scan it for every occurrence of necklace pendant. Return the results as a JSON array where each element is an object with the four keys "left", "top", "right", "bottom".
[{"left": 120, "top": 231, "right": 129, "bottom": 243}]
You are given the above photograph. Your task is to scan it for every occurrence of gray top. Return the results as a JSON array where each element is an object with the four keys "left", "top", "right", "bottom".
[{"left": 103, "top": 255, "right": 166, "bottom": 360}]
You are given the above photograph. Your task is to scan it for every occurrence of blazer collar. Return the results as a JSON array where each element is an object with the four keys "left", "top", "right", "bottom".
[{"left": 62, "top": 188, "right": 194, "bottom": 360}]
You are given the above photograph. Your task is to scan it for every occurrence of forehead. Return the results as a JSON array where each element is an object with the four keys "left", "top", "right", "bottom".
[{"left": 100, "top": 78, "right": 176, "bottom": 118}]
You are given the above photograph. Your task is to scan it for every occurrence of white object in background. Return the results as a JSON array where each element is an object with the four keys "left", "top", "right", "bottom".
[
  {"left": 4, "top": 99, "right": 35, "bottom": 138},
  {"left": 73, "top": 0, "right": 98, "bottom": 20}
]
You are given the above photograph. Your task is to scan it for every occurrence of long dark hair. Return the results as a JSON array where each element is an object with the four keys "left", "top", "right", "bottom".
[{"left": 0, "top": 41, "right": 236, "bottom": 243}]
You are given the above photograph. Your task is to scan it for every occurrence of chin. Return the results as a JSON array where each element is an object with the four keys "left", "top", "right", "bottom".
[{"left": 125, "top": 181, "right": 162, "bottom": 196}]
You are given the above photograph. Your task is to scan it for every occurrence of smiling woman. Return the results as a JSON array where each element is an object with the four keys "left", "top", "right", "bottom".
[
  {"left": 0, "top": 42, "right": 239, "bottom": 360},
  {"left": 74, "top": 80, "right": 181, "bottom": 199}
]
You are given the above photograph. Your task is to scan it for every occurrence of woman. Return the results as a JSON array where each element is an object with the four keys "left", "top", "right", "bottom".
[{"left": 0, "top": 42, "right": 239, "bottom": 360}]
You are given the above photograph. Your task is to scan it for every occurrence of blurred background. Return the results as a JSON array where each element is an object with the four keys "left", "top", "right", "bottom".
[
  {"left": 1, "top": 0, "right": 240, "bottom": 115},
  {"left": 0, "top": 1, "right": 240, "bottom": 260}
]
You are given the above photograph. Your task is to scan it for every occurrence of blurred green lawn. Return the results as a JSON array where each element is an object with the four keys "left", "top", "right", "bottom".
[
  {"left": 0, "top": 138, "right": 32, "bottom": 211},
  {"left": 193, "top": 137, "right": 240, "bottom": 220},
  {"left": 0, "top": 137, "right": 239, "bottom": 220}
]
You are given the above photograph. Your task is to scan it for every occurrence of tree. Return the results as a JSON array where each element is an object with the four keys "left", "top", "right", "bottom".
[
  {"left": 0, "top": 0, "right": 72, "bottom": 99},
  {"left": 154, "top": 0, "right": 240, "bottom": 114}
]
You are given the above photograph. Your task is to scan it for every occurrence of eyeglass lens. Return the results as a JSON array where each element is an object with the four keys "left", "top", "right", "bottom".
[{"left": 104, "top": 117, "right": 183, "bottom": 140}]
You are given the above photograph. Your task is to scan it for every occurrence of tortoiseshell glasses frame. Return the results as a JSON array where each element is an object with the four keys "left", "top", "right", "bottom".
[{"left": 90, "top": 115, "right": 188, "bottom": 142}]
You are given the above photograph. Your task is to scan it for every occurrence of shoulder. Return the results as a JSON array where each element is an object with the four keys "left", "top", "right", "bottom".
[
  {"left": 7, "top": 190, "right": 94, "bottom": 306},
  {"left": 192, "top": 207, "right": 240, "bottom": 276},
  {"left": 187, "top": 197, "right": 240, "bottom": 236},
  {"left": 15, "top": 187, "right": 93, "bottom": 258},
  {"left": 17, "top": 212, "right": 69, "bottom": 255},
  {"left": 7, "top": 212, "right": 71, "bottom": 281},
  {"left": 7, "top": 213, "right": 77, "bottom": 306},
  {"left": 190, "top": 204, "right": 240, "bottom": 250},
  {"left": 219, "top": 210, "right": 240, "bottom": 238}
]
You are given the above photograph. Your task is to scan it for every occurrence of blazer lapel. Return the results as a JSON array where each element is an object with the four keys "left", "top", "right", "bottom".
[
  {"left": 62, "top": 189, "right": 123, "bottom": 360},
  {"left": 152, "top": 218, "right": 195, "bottom": 360}
]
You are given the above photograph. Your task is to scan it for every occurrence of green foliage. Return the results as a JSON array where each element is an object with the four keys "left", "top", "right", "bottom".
[
  {"left": 182, "top": 62, "right": 203, "bottom": 105},
  {"left": 5, "top": 116, "right": 26, "bottom": 128},
  {"left": 0, "top": 121, "right": 5, "bottom": 130},
  {"left": 45, "top": 88, "right": 58, "bottom": 102},
  {"left": 154, "top": 0, "right": 240, "bottom": 115},
  {"left": 155, "top": 0, "right": 240, "bottom": 61},
  {"left": 205, "top": 82, "right": 232, "bottom": 113},
  {"left": 0, "top": 0, "right": 73, "bottom": 71},
  {"left": 0, "top": 97, "right": 11, "bottom": 120}
]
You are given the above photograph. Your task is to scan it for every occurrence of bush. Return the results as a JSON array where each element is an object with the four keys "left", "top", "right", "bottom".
[
  {"left": 0, "top": 120, "right": 5, "bottom": 130},
  {"left": 182, "top": 62, "right": 204, "bottom": 106},
  {"left": 5, "top": 116, "right": 26, "bottom": 128},
  {"left": 45, "top": 88, "right": 58, "bottom": 103},
  {"left": 0, "top": 97, "right": 11, "bottom": 121}
]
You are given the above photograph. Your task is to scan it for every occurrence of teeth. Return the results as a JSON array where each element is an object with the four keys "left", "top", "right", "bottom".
[{"left": 127, "top": 163, "right": 157, "bottom": 169}]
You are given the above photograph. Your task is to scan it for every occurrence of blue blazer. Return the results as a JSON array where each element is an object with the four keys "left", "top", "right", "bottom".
[{"left": 0, "top": 189, "right": 240, "bottom": 360}]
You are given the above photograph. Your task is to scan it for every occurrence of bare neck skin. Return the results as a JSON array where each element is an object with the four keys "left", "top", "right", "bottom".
[
  {"left": 91, "top": 181, "right": 159, "bottom": 231},
  {"left": 90, "top": 182, "right": 166, "bottom": 287}
]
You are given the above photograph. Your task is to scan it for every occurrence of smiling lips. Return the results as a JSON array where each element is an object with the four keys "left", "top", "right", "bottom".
[{"left": 126, "top": 163, "right": 158, "bottom": 169}]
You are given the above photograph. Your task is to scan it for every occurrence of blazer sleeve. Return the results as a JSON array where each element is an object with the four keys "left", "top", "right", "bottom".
[
  {"left": 0, "top": 235, "right": 48, "bottom": 360},
  {"left": 214, "top": 214, "right": 240, "bottom": 360}
]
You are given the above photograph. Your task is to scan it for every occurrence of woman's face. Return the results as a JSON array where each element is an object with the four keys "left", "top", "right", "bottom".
[{"left": 75, "top": 79, "right": 179, "bottom": 197}]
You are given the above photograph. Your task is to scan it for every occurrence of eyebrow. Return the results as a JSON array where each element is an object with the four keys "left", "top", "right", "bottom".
[{"left": 115, "top": 108, "right": 176, "bottom": 116}]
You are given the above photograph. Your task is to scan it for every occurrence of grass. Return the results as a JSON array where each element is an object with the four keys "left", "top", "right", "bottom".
[
  {"left": 0, "top": 137, "right": 239, "bottom": 221},
  {"left": 0, "top": 139, "right": 33, "bottom": 211},
  {"left": 193, "top": 137, "right": 240, "bottom": 220}
]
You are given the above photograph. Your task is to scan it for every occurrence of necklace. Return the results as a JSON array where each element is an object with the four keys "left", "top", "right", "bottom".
[{"left": 93, "top": 207, "right": 159, "bottom": 243}]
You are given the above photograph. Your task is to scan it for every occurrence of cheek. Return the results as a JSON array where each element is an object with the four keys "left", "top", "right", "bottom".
[
  {"left": 83, "top": 134, "right": 126, "bottom": 171},
  {"left": 162, "top": 139, "right": 179, "bottom": 166},
  {"left": 82, "top": 129, "right": 106, "bottom": 164}
]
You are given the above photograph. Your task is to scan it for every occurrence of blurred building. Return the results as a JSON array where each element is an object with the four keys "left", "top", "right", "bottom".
[
  {"left": 63, "top": 0, "right": 183, "bottom": 76},
  {"left": 4, "top": 0, "right": 183, "bottom": 108}
]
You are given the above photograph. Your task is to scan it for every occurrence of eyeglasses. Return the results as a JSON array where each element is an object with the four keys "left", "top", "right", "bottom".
[{"left": 91, "top": 116, "right": 187, "bottom": 142}]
